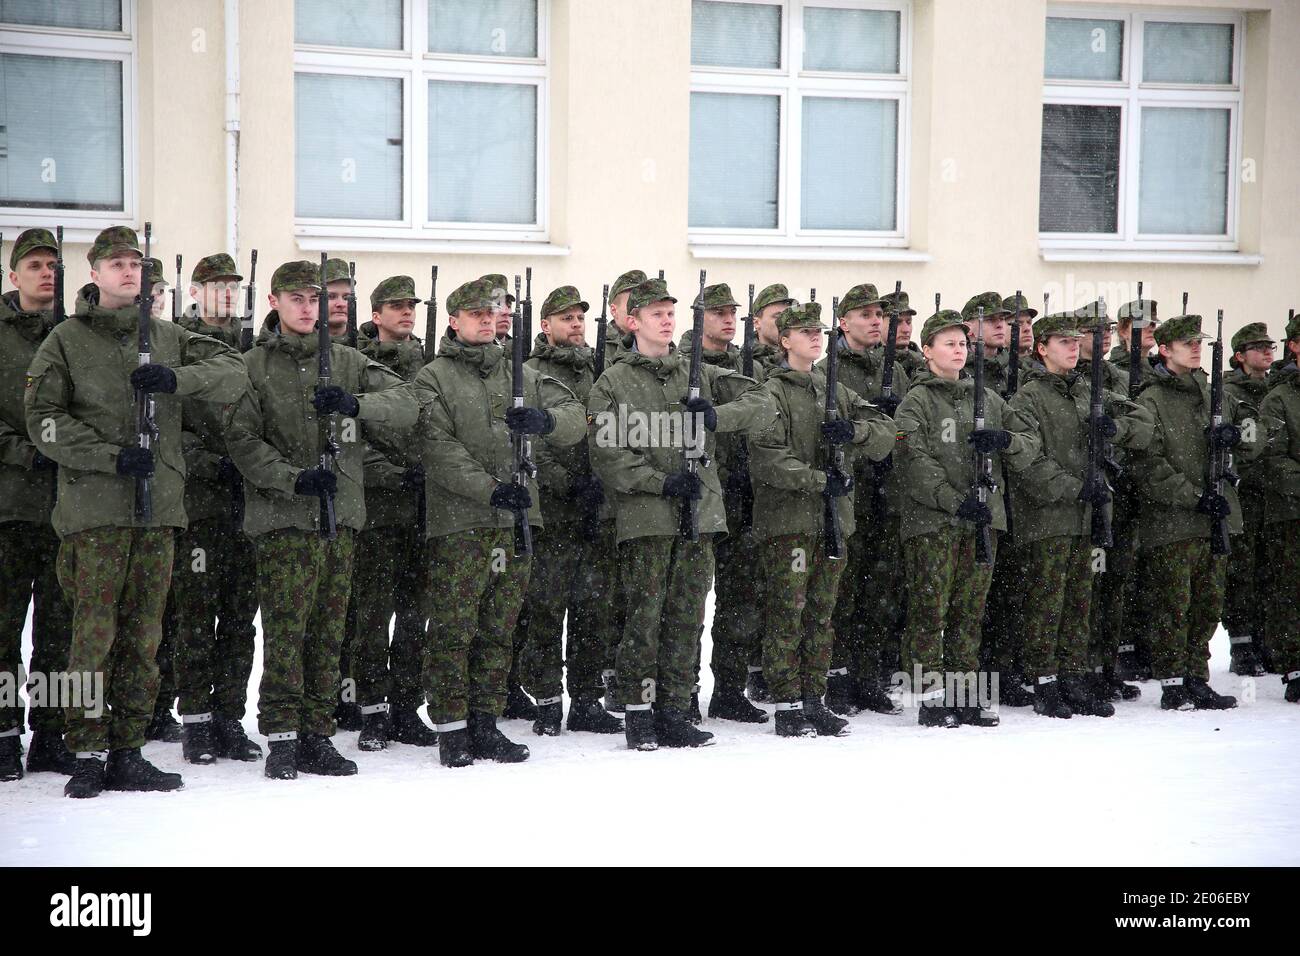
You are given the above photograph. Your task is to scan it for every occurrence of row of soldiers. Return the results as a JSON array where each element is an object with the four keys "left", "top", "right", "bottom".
[{"left": 2, "top": 224, "right": 1298, "bottom": 797}]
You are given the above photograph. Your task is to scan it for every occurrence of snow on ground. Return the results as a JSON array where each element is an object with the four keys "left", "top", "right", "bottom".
[{"left": 2, "top": 592, "right": 1298, "bottom": 867}]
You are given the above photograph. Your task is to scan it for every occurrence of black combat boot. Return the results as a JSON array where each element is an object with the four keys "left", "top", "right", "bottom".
[
  {"left": 687, "top": 691, "right": 702, "bottom": 725},
  {"left": 264, "top": 738, "right": 298, "bottom": 780},
  {"left": 212, "top": 714, "right": 262, "bottom": 761},
  {"left": 1284, "top": 672, "right": 1300, "bottom": 704},
  {"left": 0, "top": 734, "right": 22, "bottom": 782},
  {"left": 655, "top": 706, "right": 714, "bottom": 747},
  {"left": 707, "top": 683, "right": 770, "bottom": 723},
  {"left": 854, "top": 677, "right": 903, "bottom": 715},
  {"left": 1032, "top": 677, "right": 1072, "bottom": 719},
  {"left": 1059, "top": 673, "right": 1114, "bottom": 718},
  {"left": 996, "top": 670, "right": 1037, "bottom": 708},
  {"left": 1185, "top": 676, "right": 1237, "bottom": 711},
  {"left": 104, "top": 748, "right": 184, "bottom": 792},
  {"left": 957, "top": 706, "right": 1000, "bottom": 727},
  {"left": 1228, "top": 637, "right": 1265, "bottom": 677},
  {"left": 623, "top": 707, "right": 658, "bottom": 751},
  {"left": 24, "top": 728, "right": 77, "bottom": 774},
  {"left": 1092, "top": 666, "right": 1140, "bottom": 702},
  {"left": 567, "top": 697, "right": 624, "bottom": 734},
  {"left": 334, "top": 698, "right": 363, "bottom": 732},
  {"left": 145, "top": 704, "right": 182, "bottom": 743},
  {"left": 917, "top": 702, "right": 960, "bottom": 728},
  {"left": 1159, "top": 679, "right": 1195, "bottom": 711},
  {"left": 502, "top": 685, "right": 538, "bottom": 721},
  {"left": 1114, "top": 644, "right": 1144, "bottom": 683},
  {"left": 296, "top": 734, "right": 358, "bottom": 775},
  {"left": 389, "top": 706, "right": 439, "bottom": 746},
  {"left": 357, "top": 706, "right": 390, "bottom": 752},
  {"left": 602, "top": 671, "right": 624, "bottom": 715},
  {"left": 181, "top": 715, "right": 218, "bottom": 764},
  {"left": 468, "top": 712, "right": 530, "bottom": 763},
  {"left": 438, "top": 724, "right": 474, "bottom": 768},
  {"left": 1257, "top": 638, "right": 1276, "bottom": 674},
  {"left": 746, "top": 668, "right": 773, "bottom": 703},
  {"left": 773, "top": 703, "right": 816, "bottom": 738},
  {"left": 803, "top": 697, "right": 850, "bottom": 737},
  {"left": 824, "top": 670, "right": 860, "bottom": 716},
  {"left": 532, "top": 699, "right": 563, "bottom": 737},
  {"left": 64, "top": 753, "right": 107, "bottom": 798}
]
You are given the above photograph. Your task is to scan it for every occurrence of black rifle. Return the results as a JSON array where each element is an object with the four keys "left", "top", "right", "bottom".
[
  {"left": 134, "top": 222, "right": 158, "bottom": 522},
  {"left": 172, "top": 255, "right": 183, "bottom": 321},
  {"left": 1183, "top": 291, "right": 1189, "bottom": 315},
  {"left": 1005, "top": 288, "right": 1022, "bottom": 398},
  {"left": 1043, "top": 291, "right": 1049, "bottom": 316},
  {"left": 316, "top": 253, "right": 338, "bottom": 540},
  {"left": 425, "top": 265, "right": 438, "bottom": 362},
  {"left": 241, "top": 249, "right": 257, "bottom": 352},
  {"left": 871, "top": 280, "right": 903, "bottom": 515},
  {"left": 680, "top": 270, "right": 707, "bottom": 543},
  {"left": 523, "top": 267, "right": 533, "bottom": 349},
  {"left": 732, "top": 282, "right": 756, "bottom": 533},
  {"left": 658, "top": 269, "right": 665, "bottom": 281},
  {"left": 823, "top": 296, "right": 847, "bottom": 559},
  {"left": 971, "top": 307, "right": 995, "bottom": 565},
  {"left": 593, "top": 283, "right": 609, "bottom": 379},
  {"left": 1207, "top": 309, "right": 1234, "bottom": 557},
  {"left": 510, "top": 275, "right": 535, "bottom": 556},
  {"left": 346, "top": 261, "right": 358, "bottom": 348},
  {"left": 53, "top": 227, "right": 66, "bottom": 325},
  {"left": 1128, "top": 282, "right": 1146, "bottom": 397},
  {"left": 1081, "top": 296, "right": 1114, "bottom": 548},
  {"left": 809, "top": 287, "right": 816, "bottom": 304}
]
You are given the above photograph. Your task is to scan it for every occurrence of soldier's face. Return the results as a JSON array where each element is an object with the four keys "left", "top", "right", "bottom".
[
  {"left": 703, "top": 305, "right": 737, "bottom": 345},
  {"left": 452, "top": 307, "right": 496, "bottom": 345},
  {"left": 609, "top": 291, "right": 631, "bottom": 332},
  {"left": 1141, "top": 321, "right": 1158, "bottom": 352},
  {"left": 981, "top": 315, "right": 1009, "bottom": 349},
  {"left": 193, "top": 280, "right": 240, "bottom": 321},
  {"left": 271, "top": 290, "right": 321, "bottom": 334},
  {"left": 1238, "top": 343, "right": 1275, "bottom": 374},
  {"left": 9, "top": 251, "right": 56, "bottom": 307},
  {"left": 1038, "top": 334, "right": 1080, "bottom": 374},
  {"left": 543, "top": 306, "right": 587, "bottom": 347},
  {"left": 1160, "top": 338, "right": 1202, "bottom": 373},
  {"left": 1014, "top": 314, "right": 1034, "bottom": 352},
  {"left": 91, "top": 253, "right": 142, "bottom": 307},
  {"left": 895, "top": 315, "right": 913, "bottom": 346},
  {"left": 628, "top": 301, "right": 675, "bottom": 349},
  {"left": 782, "top": 327, "right": 823, "bottom": 364},
  {"left": 493, "top": 305, "right": 513, "bottom": 337},
  {"left": 924, "top": 328, "right": 968, "bottom": 377},
  {"left": 757, "top": 303, "right": 788, "bottom": 346},
  {"left": 1078, "top": 328, "right": 1111, "bottom": 360},
  {"left": 149, "top": 285, "right": 167, "bottom": 319},
  {"left": 326, "top": 280, "right": 351, "bottom": 333},
  {"left": 374, "top": 300, "right": 417, "bottom": 342},
  {"left": 842, "top": 305, "right": 884, "bottom": 349}
]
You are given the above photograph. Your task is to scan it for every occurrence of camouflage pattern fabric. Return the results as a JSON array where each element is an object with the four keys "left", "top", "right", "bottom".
[
  {"left": 979, "top": 541, "right": 1030, "bottom": 674},
  {"left": 1142, "top": 539, "right": 1224, "bottom": 681},
  {"left": 571, "top": 518, "right": 622, "bottom": 698},
  {"left": 761, "top": 533, "right": 845, "bottom": 702},
  {"left": 1222, "top": 525, "right": 1269, "bottom": 650},
  {"left": 0, "top": 522, "right": 70, "bottom": 734},
  {"left": 352, "top": 525, "right": 426, "bottom": 709},
  {"left": 901, "top": 526, "right": 996, "bottom": 676},
  {"left": 830, "top": 515, "right": 906, "bottom": 682},
  {"left": 1018, "top": 535, "right": 1094, "bottom": 679},
  {"left": 1087, "top": 496, "right": 1139, "bottom": 670},
  {"left": 709, "top": 526, "right": 764, "bottom": 691},
  {"left": 1263, "top": 520, "right": 1300, "bottom": 675},
  {"left": 56, "top": 527, "right": 175, "bottom": 752}
]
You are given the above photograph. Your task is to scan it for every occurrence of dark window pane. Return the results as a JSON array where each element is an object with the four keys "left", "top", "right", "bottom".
[{"left": 1039, "top": 104, "right": 1120, "bottom": 233}]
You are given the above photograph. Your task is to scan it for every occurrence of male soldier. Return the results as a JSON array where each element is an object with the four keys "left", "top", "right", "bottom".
[
  {"left": 413, "top": 277, "right": 586, "bottom": 768},
  {"left": 1110, "top": 299, "right": 1160, "bottom": 374},
  {"left": 1222, "top": 322, "right": 1275, "bottom": 676},
  {"left": 1004, "top": 293, "right": 1037, "bottom": 363},
  {"left": 516, "top": 285, "right": 623, "bottom": 736},
  {"left": 1258, "top": 313, "right": 1300, "bottom": 703},
  {"left": 348, "top": 275, "right": 438, "bottom": 751},
  {"left": 26, "top": 225, "right": 246, "bottom": 798},
  {"left": 224, "top": 260, "right": 418, "bottom": 780},
  {"left": 588, "top": 277, "right": 773, "bottom": 751},
  {"left": 1132, "top": 313, "right": 1263, "bottom": 711},
  {"left": 822, "top": 283, "right": 910, "bottom": 717},
  {"left": 324, "top": 258, "right": 353, "bottom": 340},
  {"left": 0, "top": 229, "right": 74, "bottom": 781},
  {"left": 482, "top": 273, "right": 516, "bottom": 347},
  {"left": 885, "top": 289, "right": 925, "bottom": 377},
  {"left": 605, "top": 270, "right": 647, "bottom": 363},
  {"left": 170, "top": 253, "right": 262, "bottom": 764},
  {"left": 751, "top": 302, "right": 895, "bottom": 737},
  {"left": 893, "top": 309, "right": 1038, "bottom": 728},
  {"left": 962, "top": 292, "right": 1012, "bottom": 395}
]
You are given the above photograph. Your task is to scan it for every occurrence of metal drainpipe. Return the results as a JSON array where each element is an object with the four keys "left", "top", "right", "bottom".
[{"left": 224, "top": 0, "right": 240, "bottom": 258}]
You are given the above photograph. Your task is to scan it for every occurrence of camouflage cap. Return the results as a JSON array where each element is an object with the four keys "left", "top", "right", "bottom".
[
  {"left": 962, "top": 291, "right": 1010, "bottom": 322},
  {"left": 609, "top": 269, "right": 648, "bottom": 301},
  {"left": 479, "top": 273, "right": 515, "bottom": 306},
  {"left": 627, "top": 277, "right": 676, "bottom": 312},
  {"left": 838, "top": 283, "right": 884, "bottom": 317},
  {"left": 541, "top": 285, "right": 589, "bottom": 319},
  {"left": 1117, "top": 299, "right": 1157, "bottom": 324},
  {"left": 698, "top": 283, "right": 739, "bottom": 310},
  {"left": 1287, "top": 312, "right": 1300, "bottom": 341},
  {"left": 190, "top": 253, "right": 242, "bottom": 285},
  {"left": 447, "top": 278, "right": 499, "bottom": 315},
  {"left": 880, "top": 289, "right": 917, "bottom": 316},
  {"left": 1002, "top": 292, "right": 1039, "bottom": 318},
  {"left": 1154, "top": 314, "right": 1209, "bottom": 345},
  {"left": 370, "top": 275, "right": 423, "bottom": 311},
  {"left": 921, "top": 310, "right": 969, "bottom": 345},
  {"left": 753, "top": 283, "right": 795, "bottom": 315},
  {"left": 87, "top": 225, "right": 142, "bottom": 265},
  {"left": 1230, "top": 322, "right": 1274, "bottom": 354},
  {"left": 143, "top": 257, "right": 168, "bottom": 287},
  {"left": 324, "top": 258, "right": 352, "bottom": 285},
  {"left": 270, "top": 260, "right": 323, "bottom": 294},
  {"left": 1033, "top": 312, "right": 1081, "bottom": 342},
  {"left": 8, "top": 227, "right": 58, "bottom": 269},
  {"left": 776, "top": 301, "right": 826, "bottom": 334},
  {"left": 1073, "top": 298, "right": 1112, "bottom": 327}
]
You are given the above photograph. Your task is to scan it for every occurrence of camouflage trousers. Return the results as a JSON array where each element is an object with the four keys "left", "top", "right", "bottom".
[
  {"left": 708, "top": 526, "right": 765, "bottom": 692},
  {"left": 1143, "top": 538, "right": 1224, "bottom": 681},
  {"left": 172, "top": 517, "right": 258, "bottom": 719},
  {"left": 901, "top": 526, "right": 996, "bottom": 677},
  {"left": 1019, "top": 536, "right": 1094, "bottom": 679},
  {"left": 517, "top": 519, "right": 617, "bottom": 703},
  {"left": 56, "top": 527, "right": 175, "bottom": 753},
  {"left": 761, "top": 533, "right": 845, "bottom": 702},
  {"left": 351, "top": 525, "right": 427, "bottom": 709},
  {"left": 1263, "top": 521, "right": 1300, "bottom": 675},
  {"left": 156, "top": 589, "right": 176, "bottom": 714},
  {"left": 254, "top": 528, "right": 355, "bottom": 738},
  {"left": 617, "top": 534, "right": 714, "bottom": 711},
  {"left": 1088, "top": 501, "right": 1139, "bottom": 669},
  {"left": 1223, "top": 522, "right": 1269, "bottom": 655},
  {"left": 425, "top": 528, "right": 530, "bottom": 727},
  {"left": 0, "top": 521, "right": 71, "bottom": 735},
  {"left": 831, "top": 513, "right": 906, "bottom": 682}
]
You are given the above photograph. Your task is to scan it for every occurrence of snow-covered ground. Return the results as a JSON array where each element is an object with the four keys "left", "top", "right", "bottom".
[{"left": 3, "top": 593, "right": 1297, "bottom": 867}]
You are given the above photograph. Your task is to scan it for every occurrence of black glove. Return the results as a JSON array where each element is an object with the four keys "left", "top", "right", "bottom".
[
  {"left": 31, "top": 451, "right": 58, "bottom": 472},
  {"left": 874, "top": 393, "right": 902, "bottom": 417},
  {"left": 294, "top": 467, "right": 337, "bottom": 498},
  {"left": 823, "top": 469, "right": 854, "bottom": 498},
  {"left": 1096, "top": 414, "right": 1118, "bottom": 439},
  {"left": 820, "top": 419, "right": 856, "bottom": 445},
  {"left": 490, "top": 482, "right": 533, "bottom": 512},
  {"left": 504, "top": 406, "right": 555, "bottom": 436},
  {"left": 569, "top": 473, "right": 605, "bottom": 508},
  {"left": 955, "top": 493, "right": 992, "bottom": 525},
  {"left": 130, "top": 363, "right": 178, "bottom": 394},
  {"left": 661, "top": 471, "right": 703, "bottom": 500},
  {"left": 967, "top": 428, "right": 1012, "bottom": 453},
  {"left": 1196, "top": 492, "right": 1231, "bottom": 519},
  {"left": 401, "top": 465, "right": 425, "bottom": 492},
  {"left": 312, "top": 385, "right": 360, "bottom": 418},
  {"left": 116, "top": 447, "right": 155, "bottom": 478},
  {"left": 216, "top": 456, "right": 240, "bottom": 484},
  {"left": 1208, "top": 423, "right": 1241, "bottom": 449},
  {"left": 1077, "top": 478, "right": 1111, "bottom": 508},
  {"left": 682, "top": 396, "right": 718, "bottom": 432}
]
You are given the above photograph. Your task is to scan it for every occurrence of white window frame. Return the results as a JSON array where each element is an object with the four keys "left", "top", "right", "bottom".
[
  {"left": 0, "top": 0, "right": 138, "bottom": 239},
  {"left": 688, "top": 0, "right": 912, "bottom": 252},
  {"left": 293, "top": 0, "right": 551, "bottom": 248},
  {"left": 1040, "top": 4, "right": 1244, "bottom": 253}
]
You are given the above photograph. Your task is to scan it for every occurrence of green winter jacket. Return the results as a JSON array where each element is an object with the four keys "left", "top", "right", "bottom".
[
  {"left": 223, "top": 313, "right": 417, "bottom": 538},
  {"left": 1258, "top": 363, "right": 1300, "bottom": 525},
  {"left": 176, "top": 311, "right": 243, "bottom": 524},
  {"left": 964, "top": 348, "right": 1009, "bottom": 397},
  {"left": 588, "top": 343, "right": 775, "bottom": 544},
  {"left": 526, "top": 333, "right": 603, "bottom": 527},
  {"left": 1223, "top": 367, "right": 1271, "bottom": 531},
  {"left": 412, "top": 332, "right": 587, "bottom": 539},
  {"left": 896, "top": 343, "right": 926, "bottom": 377},
  {"left": 749, "top": 365, "right": 895, "bottom": 540},
  {"left": 892, "top": 368, "right": 1040, "bottom": 543},
  {"left": 678, "top": 328, "right": 747, "bottom": 495},
  {"left": 0, "top": 291, "right": 56, "bottom": 524},
  {"left": 1078, "top": 355, "right": 1130, "bottom": 396},
  {"left": 25, "top": 285, "right": 247, "bottom": 537},
  {"left": 357, "top": 321, "right": 426, "bottom": 530}
]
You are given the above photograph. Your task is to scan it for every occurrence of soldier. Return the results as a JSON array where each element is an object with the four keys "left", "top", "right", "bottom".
[
  {"left": 412, "top": 277, "right": 587, "bottom": 768},
  {"left": 605, "top": 270, "right": 647, "bottom": 361},
  {"left": 0, "top": 229, "right": 75, "bottom": 782},
  {"left": 750, "top": 283, "right": 795, "bottom": 381},
  {"left": 588, "top": 277, "right": 774, "bottom": 751},
  {"left": 516, "top": 285, "right": 624, "bottom": 736},
  {"left": 223, "top": 260, "right": 418, "bottom": 780},
  {"left": 482, "top": 273, "right": 516, "bottom": 347},
  {"left": 1222, "top": 322, "right": 1275, "bottom": 676},
  {"left": 324, "top": 258, "right": 353, "bottom": 340},
  {"left": 1007, "top": 312, "right": 1153, "bottom": 720},
  {"left": 822, "top": 283, "right": 910, "bottom": 717},
  {"left": 962, "top": 292, "right": 1012, "bottom": 395},
  {"left": 1005, "top": 293, "right": 1037, "bottom": 362},
  {"left": 886, "top": 289, "right": 925, "bottom": 377},
  {"left": 893, "top": 309, "right": 1039, "bottom": 728},
  {"left": 25, "top": 225, "right": 246, "bottom": 798},
  {"left": 751, "top": 302, "right": 895, "bottom": 737},
  {"left": 349, "top": 275, "right": 438, "bottom": 751},
  {"left": 170, "top": 253, "right": 262, "bottom": 764},
  {"left": 1131, "top": 313, "right": 1263, "bottom": 711}
]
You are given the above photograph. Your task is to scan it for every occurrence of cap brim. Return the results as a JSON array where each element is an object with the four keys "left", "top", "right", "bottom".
[{"left": 195, "top": 273, "right": 244, "bottom": 284}]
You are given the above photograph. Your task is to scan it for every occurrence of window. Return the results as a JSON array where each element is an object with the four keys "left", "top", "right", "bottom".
[
  {"left": 0, "top": 0, "right": 135, "bottom": 231},
  {"left": 293, "top": 0, "right": 548, "bottom": 245},
  {"left": 689, "top": 0, "right": 910, "bottom": 250},
  {"left": 1040, "top": 7, "right": 1242, "bottom": 250}
]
